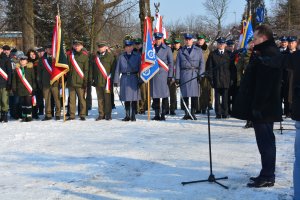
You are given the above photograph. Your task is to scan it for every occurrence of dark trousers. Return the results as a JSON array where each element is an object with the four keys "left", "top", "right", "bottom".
[
  {"left": 168, "top": 82, "right": 177, "bottom": 112},
  {"left": 253, "top": 122, "right": 276, "bottom": 179},
  {"left": 183, "top": 97, "right": 198, "bottom": 110},
  {"left": 19, "top": 96, "right": 32, "bottom": 118},
  {"left": 9, "top": 95, "right": 20, "bottom": 119},
  {"left": 228, "top": 85, "right": 238, "bottom": 115},
  {"left": 125, "top": 101, "right": 137, "bottom": 114},
  {"left": 152, "top": 98, "right": 168, "bottom": 113},
  {"left": 86, "top": 83, "right": 92, "bottom": 110},
  {"left": 214, "top": 88, "right": 228, "bottom": 116}
]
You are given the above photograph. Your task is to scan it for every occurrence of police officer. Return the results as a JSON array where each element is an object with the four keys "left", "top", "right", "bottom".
[
  {"left": 66, "top": 40, "right": 89, "bottom": 121},
  {"left": 151, "top": 32, "right": 174, "bottom": 121},
  {"left": 92, "top": 41, "right": 115, "bottom": 121},
  {"left": 195, "top": 34, "right": 211, "bottom": 114},
  {"left": 279, "top": 36, "right": 289, "bottom": 53},
  {"left": 176, "top": 33, "right": 205, "bottom": 120},
  {"left": 207, "top": 37, "right": 232, "bottom": 119},
  {"left": 114, "top": 39, "right": 141, "bottom": 122},
  {"left": 0, "top": 46, "right": 12, "bottom": 122},
  {"left": 37, "top": 44, "right": 61, "bottom": 121}
]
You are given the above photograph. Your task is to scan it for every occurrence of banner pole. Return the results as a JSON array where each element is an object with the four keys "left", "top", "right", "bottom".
[
  {"left": 62, "top": 75, "right": 66, "bottom": 122},
  {"left": 147, "top": 81, "right": 150, "bottom": 121}
]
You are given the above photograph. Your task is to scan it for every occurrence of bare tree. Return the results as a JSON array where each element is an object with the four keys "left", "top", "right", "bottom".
[
  {"left": 22, "top": 0, "right": 35, "bottom": 51},
  {"left": 204, "top": 0, "right": 229, "bottom": 40}
]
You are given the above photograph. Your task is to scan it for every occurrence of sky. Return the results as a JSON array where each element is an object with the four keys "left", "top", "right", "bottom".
[{"left": 149, "top": 0, "right": 274, "bottom": 26}]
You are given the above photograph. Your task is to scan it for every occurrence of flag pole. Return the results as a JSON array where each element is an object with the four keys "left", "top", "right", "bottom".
[
  {"left": 147, "top": 82, "right": 150, "bottom": 121},
  {"left": 62, "top": 75, "right": 66, "bottom": 122}
]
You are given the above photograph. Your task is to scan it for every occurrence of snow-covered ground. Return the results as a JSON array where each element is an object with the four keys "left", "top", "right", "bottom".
[{"left": 0, "top": 89, "right": 296, "bottom": 200}]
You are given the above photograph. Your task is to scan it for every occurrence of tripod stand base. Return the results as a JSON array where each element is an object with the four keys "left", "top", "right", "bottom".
[{"left": 182, "top": 174, "right": 229, "bottom": 189}]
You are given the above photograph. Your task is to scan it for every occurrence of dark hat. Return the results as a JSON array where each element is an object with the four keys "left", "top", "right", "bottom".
[
  {"left": 73, "top": 40, "right": 84, "bottom": 45},
  {"left": 216, "top": 37, "right": 226, "bottom": 44},
  {"left": 197, "top": 34, "right": 206, "bottom": 40},
  {"left": 124, "top": 40, "right": 134, "bottom": 46},
  {"left": 154, "top": 32, "right": 164, "bottom": 39},
  {"left": 97, "top": 41, "right": 108, "bottom": 48},
  {"left": 226, "top": 39, "right": 235, "bottom": 46},
  {"left": 164, "top": 39, "right": 172, "bottom": 45},
  {"left": 183, "top": 33, "right": 194, "bottom": 39},
  {"left": 45, "top": 43, "right": 52, "bottom": 49},
  {"left": 174, "top": 38, "right": 181, "bottom": 43},
  {"left": 37, "top": 47, "right": 45, "bottom": 52},
  {"left": 279, "top": 36, "right": 288, "bottom": 42},
  {"left": 134, "top": 38, "right": 142, "bottom": 44},
  {"left": 2, "top": 45, "right": 11, "bottom": 50},
  {"left": 288, "top": 36, "right": 297, "bottom": 42},
  {"left": 19, "top": 55, "right": 28, "bottom": 60}
]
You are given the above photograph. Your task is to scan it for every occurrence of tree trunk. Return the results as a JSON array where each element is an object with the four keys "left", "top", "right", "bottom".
[
  {"left": 22, "top": 0, "right": 35, "bottom": 52},
  {"left": 290, "top": 0, "right": 300, "bottom": 32},
  {"left": 139, "top": 0, "right": 151, "bottom": 38}
]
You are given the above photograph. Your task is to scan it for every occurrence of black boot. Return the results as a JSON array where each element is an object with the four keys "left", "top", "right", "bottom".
[
  {"left": 243, "top": 121, "right": 253, "bottom": 129},
  {"left": 152, "top": 109, "right": 160, "bottom": 121},
  {"left": 191, "top": 108, "right": 197, "bottom": 120},
  {"left": 160, "top": 109, "right": 166, "bottom": 121},
  {"left": 131, "top": 102, "right": 137, "bottom": 121},
  {"left": 3, "top": 112, "right": 8, "bottom": 123},
  {"left": 122, "top": 104, "right": 130, "bottom": 121},
  {"left": 0, "top": 111, "right": 3, "bottom": 122}
]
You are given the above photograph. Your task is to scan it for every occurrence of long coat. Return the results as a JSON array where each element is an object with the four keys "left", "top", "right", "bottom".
[
  {"left": 114, "top": 51, "right": 141, "bottom": 101},
  {"left": 37, "top": 53, "right": 59, "bottom": 88},
  {"left": 151, "top": 44, "right": 173, "bottom": 98},
  {"left": 232, "top": 39, "right": 283, "bottom": 123},
  {"left": 287, "top": 50, "right": 300, "bottom": 121},
  {"left": 0, "top": 53, "right": 12, "bottom": 88},
  {"left": 206, "top": 49, "right": 232, "bottom": 89},
  {"left": 175, "top": 45, "right": 205, "bottom": 97},
  {"left": 12, "top": 63, "right": 36, "bottom": 96}
]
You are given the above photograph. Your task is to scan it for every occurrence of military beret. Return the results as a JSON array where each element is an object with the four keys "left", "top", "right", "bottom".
[
  {"left": 73, "top": 40, "right": 84, "bottom": 45},
  {"left": 134, "top": 38, "right": 143, "bottom": 44},
  {"left": 216, "top": 37, "right": 226, "bottom": 44},
  {"left": 164, "top": 39, "right": 172, "bottom": 45},
  {"left": 2, "top": 45, "right": 11, "bottom": 50},
  {"left": 197, "top": 34, "right": 206, "bottom": 39},
  {"left": 97, "top": 41, "right": 108, "bottom": 48},
  {"left": 279, "top": 36, "right": 288, "bottom": 42},
  {"left": 226, "top": 39, "right": 235, "bottom": 46},
  {"left": 154, "top": 32, "right": 164, "bottom": 39},
  {"left": 124, "top": 40, "right": 134, "bottom": 46},
  {"left": 19, "top": 55, "right": 28, "bottom": 60},
  {"left": 288, "top": 36, "right": 297, "bottom": 42},
  {"left": 174, "top": 38, "right": 181, "bottom": 43},
  {"left": 183, "top": 33, "right": 194, "bottom": 39}
]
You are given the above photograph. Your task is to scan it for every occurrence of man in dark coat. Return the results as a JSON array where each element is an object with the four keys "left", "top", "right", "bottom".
[
  {"left": 207, "top": 37, "right": 232, "bottom": 119},
  {"left": 151, "top": 32, "right": 173, "bottom": 121},
  {"left": 232, "top": 25, "right": 283, "bottom": 188},
  {"left": 287, "top": 48, "right": 300, "bottom": 200},
  {"left": 114, "top": 39, "right": 141, "bottom": 122},
  {"left": 176, "top": 33, "right": 205, "bottom": 120}
]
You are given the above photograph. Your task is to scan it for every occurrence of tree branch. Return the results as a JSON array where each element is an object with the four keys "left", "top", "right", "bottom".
[{"left": 104, "top": 0, "right": 123, "bottom": 10}]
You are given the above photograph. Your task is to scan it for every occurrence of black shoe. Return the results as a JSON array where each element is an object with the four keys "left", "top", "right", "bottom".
[
  {"left": 151, "top": 115, "right": 161, "bottom": 121},
  {"left": 42, "top": 116, "right": 52, "bottom": 121},
  {"left": 26, "top": 117, "right": 32, "bottom": 122},
  {"left": 216, "top": 115, "right": 221, "bottom": 119},
  {"left": 122, "top": 116, "right": 130, "bottom": 121},
  {"left": 222, "top": 115, "right": 229, "bottom": 119},
  {"left": 96, "top": 116, "right": 105, "bottom": 121},
  {"left": 247, "top": 178, "right": 275, "bottom": 188},
  {"left": 80, "top": 117, "right": 86, "bottom": 121},
  {"left": 160, "top": 114, "right": 166, "bottom": 121},
  {"left": 243, "top": 121, "right": 253, "bottom": 129},
  {"left": 249, "top": 176, "right": 260, "bottom": 182},
  {"left": 105, "top": 115, "right": 112, "bottom": 121},
  {"left": 55, "top": 116, "right": 60, "bottom": 120},
  {"left": 170, "top": 111, "right": 176, "bottom": 115},
  {"left": 67, "top": 117, "right": 75, "bottom": 121},
  {"left": 191, "top": 114, "right": 197, "bottom": 120},
  {"left": 182, "top": 114, "right": 190, "bottom": 120}
]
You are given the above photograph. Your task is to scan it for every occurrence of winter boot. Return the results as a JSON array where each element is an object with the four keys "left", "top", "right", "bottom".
[
  {"left": 182, "top": 109, "right": 190, "bottom": 120},
  {"left": 122, "top": 106, "right": 131, "bottom": 121},
  {"left": 191, "top": 108, "right": 197, "bottom": 120},
  {"left": 160, "top": 109, "right": 166, "bottom": 121},
  {"left": 152, "top": 109, "right": 161, "bottom": 121},
  {"left": 3, "top": 112, "right": 8, "bottom": 123},
  {"left": 0, "top": 111, "right": 3, "bottom": 122}
]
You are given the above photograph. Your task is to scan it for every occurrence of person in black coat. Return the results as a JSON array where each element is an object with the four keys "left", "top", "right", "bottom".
[
  {"left": 286, "top": 49, "right": 300, "bottom": 200},
  {"left": 207, "top": 37, "right": 232, "bottom": 119},
  {"left": 232, "top": 25, "right": 283, "bottom": 188}
]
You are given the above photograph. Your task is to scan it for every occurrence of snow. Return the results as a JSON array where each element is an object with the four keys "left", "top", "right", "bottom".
[{"left": 0, "top": 88, "right": 295, "bottom": 200}]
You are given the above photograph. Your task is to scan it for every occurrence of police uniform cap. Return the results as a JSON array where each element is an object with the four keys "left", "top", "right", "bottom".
[
  {"left": 73, "top": 40, "right": 84, "bottom": 45},
  {"left": 174, "top": 38, "right": 181, "bottom": 43},
  {"left": 37, "top": 47, "right": 45, "bottom": 52},
  {"left": 2, "top": 45, "right": 11, "bottom": 50},
  {"left": 216, "top": 37, "right": 226, "bottom": 44},
  {"left": 154, "top": 32, "right": 164, "bottom": 39},
  {"left": 226, "top": 39, "right": 235, "bottom": 46},
  {"left": 45, "top": 43, "right": 52, "bottom": 49},
  {"left": 197, "top": 34, "right": 206, "bottom": 39},
  {"left": 184, "top": 33, "right": 194, "bottom": 39},
  {"left": 279, "top": 36, "right": 288, "bottom": 42},
  {"left": 164, "top": 39, "right": 172, "bottom": 45},
  {"left": 124, "top": 40, "right": 134, "bottom": 46},
  {"left": 134, "top": 38, "right": 143, "bottom": 44},
  {"left": 288, "top": 36, "right": 297, "bottom": 42}
]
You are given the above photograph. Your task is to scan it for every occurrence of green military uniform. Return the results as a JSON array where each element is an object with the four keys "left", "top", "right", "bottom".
[
  {"left": 91, "top": 47, "right": 115, "bottom": 120},
  {"left": 169, "top": 44, "right": 180, "bottom": 114},
  {"left": 12, "top": 61, "right": 36, "bottom": 121},
  {"left": 0, "top": 53, "right": 12, "bottom": 122},
  {"left": 67, "top": 47, "right": 89, "bottom": 120},
  {"left": 37, "top": 53, "right": 61, "bottom": 120}
]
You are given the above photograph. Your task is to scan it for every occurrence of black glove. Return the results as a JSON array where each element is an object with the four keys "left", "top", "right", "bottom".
[
  {"left": 252, "top": 109, "right": 263, "bottom": 120},
  {"left": 114, "top": 83, "right": 118, "bottom": 87},
  {"left": 197, "top": 76, "right": 201, "bottom": 84},
  {"left": 82, "top": 80, "right": 87, "bottom": 89},
  {"left": 175, "top": 79, "right": 180, "bottom": 86},
  {"left": 6, "top": 84, "right": 11, "bottom": 91},
  {"left": 167, "top": 78, "right": 172, "bottom": 85}
]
